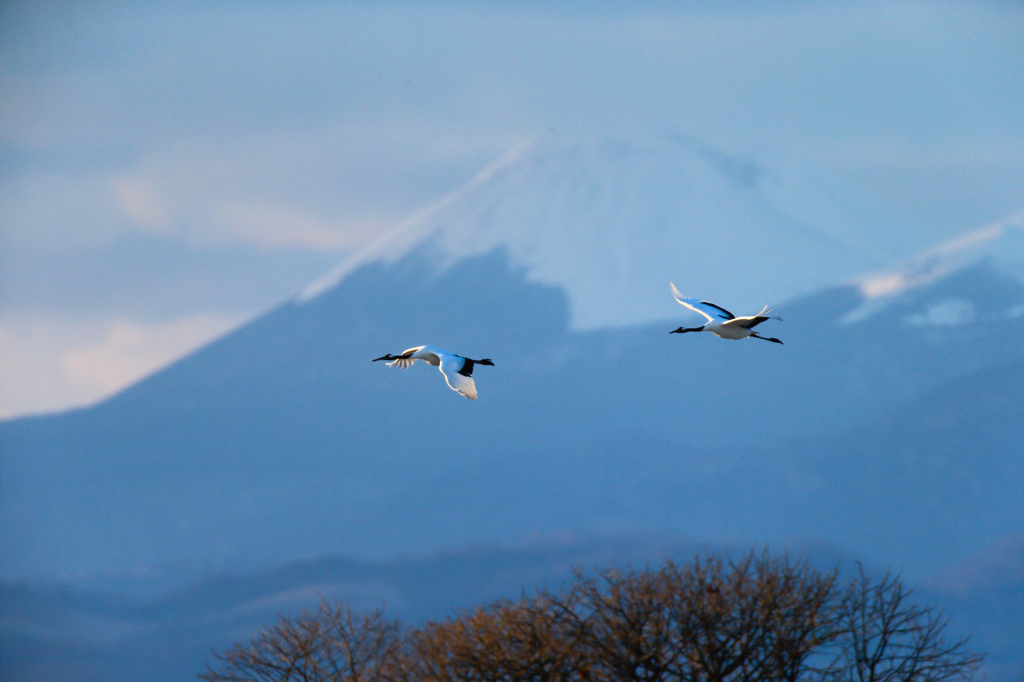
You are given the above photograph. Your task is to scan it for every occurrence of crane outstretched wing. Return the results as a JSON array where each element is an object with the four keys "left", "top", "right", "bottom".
[{"left": 670, "top": 283, "right": 734, "bottom": 322}]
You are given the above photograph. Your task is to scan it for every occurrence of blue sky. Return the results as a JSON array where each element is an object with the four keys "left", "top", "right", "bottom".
[{"left": 1, "top": 1, "right": 1022, "bottom": 418}]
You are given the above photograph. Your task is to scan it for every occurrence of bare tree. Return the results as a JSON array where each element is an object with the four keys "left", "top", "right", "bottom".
[
  {"left": 198, "top": 552, "right": 986, "bottom": 682},
  {"left": 397, "top": 589, "right": 593, "bottom": 679},
  {"left": 397, "top": 593, "right": 584, "bottom": 682},
  {"left": 825, "top": 565, "right": 983, "bottom": 682},
  {"left": 561, "top": 564, "right": 676, "bottom": 681},
  {"left": 658, "top": 551, "right": 840, "bottom": 682},
  {"left": 550, "top": 551, "right": 840, "bottom": 682},
  {"left": 201, "top": 597, "right": 402, "bottom": 682}
]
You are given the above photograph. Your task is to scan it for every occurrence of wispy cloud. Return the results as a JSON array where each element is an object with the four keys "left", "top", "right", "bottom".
[
  {"left": 109, "top": 169, "right": 377, "bottom": 252},
  {"left": 111, "top": 175, "right": 172, "bottom": 235},
  {"left": 0, "top": 313, "right": 242, "bottom": 419},
  {"left": 213, "top": 201, "right": 362, "bottom": 251}
]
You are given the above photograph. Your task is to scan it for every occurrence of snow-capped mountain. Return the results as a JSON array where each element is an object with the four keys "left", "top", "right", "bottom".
[{"left": 302, "top": 132, "right": 891, "bottom": 329}]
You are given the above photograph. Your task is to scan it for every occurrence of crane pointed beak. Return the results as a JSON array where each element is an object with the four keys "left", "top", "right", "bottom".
[{"left": 372, "top": 354, "right": 392, "bottom": 362}]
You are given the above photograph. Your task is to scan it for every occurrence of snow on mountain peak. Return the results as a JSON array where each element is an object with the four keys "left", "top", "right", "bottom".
[
  {"left": 300, "top": 132, "right": 890, "bottom": 330},
  {"left": 843, "top": 212, "right": 1024, "bottom": 325}
]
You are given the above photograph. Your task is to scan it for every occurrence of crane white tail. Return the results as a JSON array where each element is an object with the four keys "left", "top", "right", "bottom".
[{"left": 754, "top": 305, "right": 783, "bottom": 321}]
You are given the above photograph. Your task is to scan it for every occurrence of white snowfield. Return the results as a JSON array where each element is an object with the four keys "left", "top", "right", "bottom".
[
  {"left": 844, "top": 212, "right": 1024, "bottom": 325},
  {"left": 299, "top": 133, "right": 897, "bottom": 330}
]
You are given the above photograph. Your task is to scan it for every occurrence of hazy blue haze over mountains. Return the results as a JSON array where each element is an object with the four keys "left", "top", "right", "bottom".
[{"left": 1, "top": 134, "right": 1022, "bottom": 680}]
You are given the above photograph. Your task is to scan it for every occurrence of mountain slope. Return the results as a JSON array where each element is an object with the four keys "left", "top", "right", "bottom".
[{"left": 3, "top": 246, "right": 1023, "bottom": 583}]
